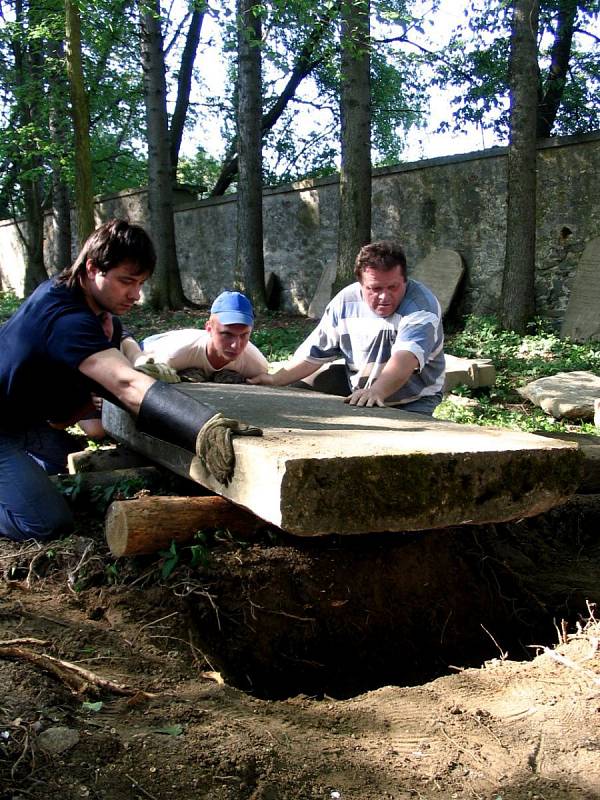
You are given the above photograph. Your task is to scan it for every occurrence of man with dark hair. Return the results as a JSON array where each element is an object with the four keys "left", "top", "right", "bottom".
[
  {"left": 0, "top": 218, "right": 259, "bottom": 542},
  {"left": 250, "top": 240, "right": 445, "bottom": 413}
]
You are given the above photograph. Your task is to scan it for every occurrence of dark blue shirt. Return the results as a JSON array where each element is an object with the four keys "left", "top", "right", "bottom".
[{"left": 0, "top": 279, "right": 118, "bottom": 431}]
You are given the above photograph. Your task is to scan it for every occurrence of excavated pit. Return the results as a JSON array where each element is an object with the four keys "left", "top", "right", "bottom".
[{"left": 185, "top": 495, "right": 600, "bottom": 700}]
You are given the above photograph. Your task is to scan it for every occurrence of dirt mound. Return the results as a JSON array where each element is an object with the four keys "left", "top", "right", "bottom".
[{"left": 0, "top": 496, "right": 599, "bottom": 799}]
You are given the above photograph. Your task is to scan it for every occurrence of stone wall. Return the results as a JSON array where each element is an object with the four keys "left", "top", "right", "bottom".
[{"left": 1, "top": 131, "right": 598, "bottom": 324}]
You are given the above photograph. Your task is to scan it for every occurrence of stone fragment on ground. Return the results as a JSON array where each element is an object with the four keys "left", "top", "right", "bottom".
[
  {"left": 68, "top": 445, "right": 152, "bottom": 474},
  {"left": 103, "top": 383, "right": 583, "bottom": 536},
  {"left": 518, "top": 371, "right": 600, "bottom": 420},
  {"left": 444, "top": 354, "right": 496, "bottom": 392}
]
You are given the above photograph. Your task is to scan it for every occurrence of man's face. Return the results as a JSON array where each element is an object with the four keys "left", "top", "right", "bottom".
[
  {"left": 85, "top": 260, "right": 149, "bottom": 315},
  {"left": 206, "top": 317, "right": 252, "bottom": 363},
  {"left": 360, "top": 265, "right": 407, "bottom": 316}
]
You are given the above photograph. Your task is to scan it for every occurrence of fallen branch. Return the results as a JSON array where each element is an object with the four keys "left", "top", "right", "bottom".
[{"left": 0, "top": 644, "right": 158, "bottom": 697}]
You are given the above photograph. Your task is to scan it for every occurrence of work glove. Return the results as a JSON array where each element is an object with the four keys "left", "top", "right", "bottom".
[
  {"left": 195, "top": 413, "right": 262, "bottom": 486},
  {"left": 212, "top": 369, "right": 247, "bottom": 385},
  {"left": 178, "top": 367, "right": 208, "bottom": 383},
  {"left": 134, "top": 356, "right": 181, "bottom": 384}
]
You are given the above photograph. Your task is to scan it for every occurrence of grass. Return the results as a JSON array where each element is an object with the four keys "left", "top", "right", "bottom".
[
  {"left": 437, "top": 315, "right": 600, "bottom": 434},
  {"left": 2, "top": 290, "right": 599, "bottom": 435}
]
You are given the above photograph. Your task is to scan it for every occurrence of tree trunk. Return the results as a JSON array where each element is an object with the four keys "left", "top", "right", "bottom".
[
  {"left": 65, "top": 0, "right": 95, "bottom": 246},
  {"left": 536, "top": 0, "right": 577, "bottom": 138},
  {"left": 169, "top": 4, "right": 205, "bottom": 178},
  {"left": 48, "top": 36, "right": 73, "bottom": 273},
  {"left": 501, "top": 0, "right": 539, "bottom": 334},
  {"left": 140, "top": 0, "right": 186, "bottom": 310},
  {"left": 235, "top": 0, "right": 266, "bottom": 309},
  {"left": 105, "top": 495, "right": 264, "bottom": 556},
  {"left": 210, "top": 2, "right": 339, "bottom": 198},
  {"left": 14, "top": 0, "right": 47, "bottom": 295},
  {"left": 335, "top": 0, "right": 371, "bottom": 293}
]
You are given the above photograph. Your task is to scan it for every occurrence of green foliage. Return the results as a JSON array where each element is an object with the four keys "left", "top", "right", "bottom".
[
  {"left": 177, "top": 147, "right": 223, "bottom": 194},
  {"left": 431, "top": 0, "right": 600, "bottom": 139},
  {"left": 159, "top": 540, "right": 180, "bottom": 579},
  {"left": 251, "top": 319, "right": 312, "bottom": 361},
  {"left": 436, "top": 315, "right": 600, "bottom": 433},
  {"left": 0, "top": 291, "right": 22, "bottom": 324}
]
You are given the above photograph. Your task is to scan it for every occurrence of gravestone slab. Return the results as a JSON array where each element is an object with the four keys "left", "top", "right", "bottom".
[
  {"left": 533, "top": 431, "right": 600, "bottom": 493},
  {"left": 410, "top": 248, "right": 465, "bottom": 316},
  {"left": 561, "top": 237, "right": 600, "bottom": 342},
  {"left": 103, "top": 383, "right": 582, "bottom": 536},
  {"left": 307, "top": 259, "right": 336, "bottom": 320},
  {"left": 518, "top": 371, "right": 600, "bottom": 420}
]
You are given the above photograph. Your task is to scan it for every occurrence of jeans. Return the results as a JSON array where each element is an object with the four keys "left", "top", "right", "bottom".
[{"left": 0, "top": 428, "right": 75, "bottom": 542}]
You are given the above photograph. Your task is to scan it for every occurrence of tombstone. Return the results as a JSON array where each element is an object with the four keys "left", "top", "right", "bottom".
[
  {"left": 410, "top": 248, "right": 465, "bottom": 316},
  {"left": 103, "top": 383, "right": 582, "bottom": 536},
  {"left": 561, "top": 237, "right": 600, "bottom": 342},
  {"left": 307, "top": 260, "right": 336, "bottom": 320}
]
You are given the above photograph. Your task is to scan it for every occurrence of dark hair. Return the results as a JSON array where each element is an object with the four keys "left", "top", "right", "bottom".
[
  {"left": 57, "top": 218, "right": 156, "bottom": 288},
  {"left": 354, "top": 240, "right": 407, "bottom": 281}
]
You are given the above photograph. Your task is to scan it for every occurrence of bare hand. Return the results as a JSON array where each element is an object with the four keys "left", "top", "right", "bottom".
[
  {"left": 247, "top": 372, "right": 276, "bottom": 386},
  {"left": 344, "top": 387, "right": 386, "bottom": 407}
]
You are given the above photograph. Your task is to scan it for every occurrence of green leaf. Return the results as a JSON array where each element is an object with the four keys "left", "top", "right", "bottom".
[
  {"left": 154, "top": 724, "right": 184, "bottom": 736},
  {"left": 82, "top": 701, "right": 104, "bottom": 712}
]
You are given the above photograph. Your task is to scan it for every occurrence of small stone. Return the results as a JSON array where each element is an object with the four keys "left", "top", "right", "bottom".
[{"left": 37, "top": 726, "right": 80, "bottom": 755}]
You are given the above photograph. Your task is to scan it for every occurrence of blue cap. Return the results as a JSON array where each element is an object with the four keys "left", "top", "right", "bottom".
[{"left": 210, "top": 291, "right": 254, "bottom": 326}]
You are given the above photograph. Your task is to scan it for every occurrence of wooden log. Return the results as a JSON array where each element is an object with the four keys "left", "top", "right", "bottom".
[
  {"left": 105, "top": 495, "right": 265, "bottom": 557},
  {"left": 53, "top": 466, "right": 164, "bottom": 500},
  {"left": 68, "top": 446, "right": 152, "bottom": 474}
]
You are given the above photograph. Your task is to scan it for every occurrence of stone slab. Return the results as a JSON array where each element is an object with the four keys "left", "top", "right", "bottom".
[
  {"left": 517, "top": 371, "right": 600, "bottom": 420},
  {"left": 560, "top": 236, "right": 600, "bottom": 342},
  {"left": 444, "top": 354, "right": 496, "bottom": 392},
  {"left": 103, "top": 384, "right": 582, "bottom": 536},
  {"left": 411, "top": 248, "right": 465, "bottom": 316}
]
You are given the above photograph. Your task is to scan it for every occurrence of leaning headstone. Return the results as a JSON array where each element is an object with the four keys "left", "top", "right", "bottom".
[
  {"left": 410, "top": 248, "right": 464, "bottom": 316},
  {"left": 561, "top": 237, "right": 600, "bottom": 342},
  {"left": 518, "top": 371, "right": 600, "bottom": 420},
  {"left": 307, "top": 260, "right": 336, "bottom": 320}
]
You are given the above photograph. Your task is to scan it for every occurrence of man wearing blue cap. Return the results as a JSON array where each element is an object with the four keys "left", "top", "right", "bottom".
[{"left": 133, "top": 291, "right": 268, "bottom": 383}]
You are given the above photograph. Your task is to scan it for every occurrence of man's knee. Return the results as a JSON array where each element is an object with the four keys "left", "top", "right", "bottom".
[{"left": 0, "top": 499, "right": 73, "bottom": 543}]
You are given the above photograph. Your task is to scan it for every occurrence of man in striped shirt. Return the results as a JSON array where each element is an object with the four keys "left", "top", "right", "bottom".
[{"left": 249, "top": 240, "right": 445, "bottom": 414}]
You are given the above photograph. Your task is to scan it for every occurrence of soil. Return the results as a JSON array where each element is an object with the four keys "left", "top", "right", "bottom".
[{"left": 1, "top": 492, "right": 599, "bottom": 800}]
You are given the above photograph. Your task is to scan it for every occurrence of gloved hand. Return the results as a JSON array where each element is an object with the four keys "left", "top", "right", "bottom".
[
  {"left": 178, "top": 367, "right": 208, "bottom": 383},
  {"left": 134, "top": 356, "right": 181, "bottom": 384},
  {"left": 212, "top": 369, "right": 247, "bottom": 385},
  {"left": 195, "top": 413, "right": 262, "bottom": 486}
]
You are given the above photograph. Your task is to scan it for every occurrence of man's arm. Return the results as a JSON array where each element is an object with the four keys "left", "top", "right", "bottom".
[
  {"left": 247, "top": 359, "right": 320, "bottom": 387},
  {"left": 79, "top": 348, "right": 261, "bottom": 486},
  {"left": 78, "top": 348, "right": 155, "bottom": 414},
  {"left": 121, "top": 335, "right": 143, "bottom": 364},
  {"left": 346, "top": 350, "right": 418, "bottom": 407}
]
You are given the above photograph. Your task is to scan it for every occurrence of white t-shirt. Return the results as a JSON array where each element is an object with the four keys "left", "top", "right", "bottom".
[{"left": 141, "top": 329, "right": 268, "bottom": 378}]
